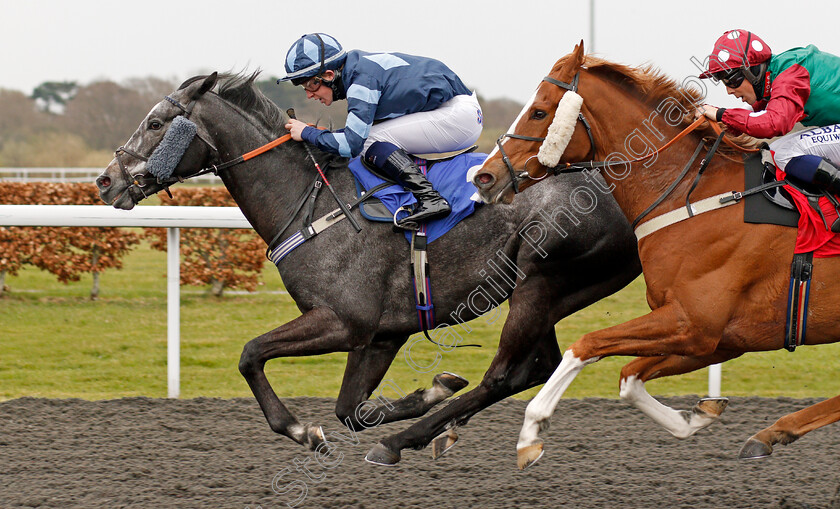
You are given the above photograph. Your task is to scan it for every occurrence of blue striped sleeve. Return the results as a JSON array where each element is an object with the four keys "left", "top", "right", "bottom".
[
  {"left": 343, "top": 75, "right": 381, "bottom": 157},
  {"left": 300, "top": 73, "right": 382, "bottom": 158},
  {"left": 298, "top": 126, "right": 339, "bottom": 156}
]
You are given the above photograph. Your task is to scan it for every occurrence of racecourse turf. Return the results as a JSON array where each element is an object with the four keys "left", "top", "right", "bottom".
[{"left": 2, "top": 238, "right": 840, "bottom": 400}]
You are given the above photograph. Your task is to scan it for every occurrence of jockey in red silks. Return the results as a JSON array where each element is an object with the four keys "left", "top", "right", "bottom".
[{"left": 696, "top": 29, "right": 840, "bottom": 196}]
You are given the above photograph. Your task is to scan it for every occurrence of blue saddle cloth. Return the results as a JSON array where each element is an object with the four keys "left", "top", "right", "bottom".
[{"left": 348, "top": 152, "right": 486, "bottom": 243}]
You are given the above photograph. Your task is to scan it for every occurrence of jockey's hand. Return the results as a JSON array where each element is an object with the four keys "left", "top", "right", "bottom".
[
  {"left": 284, "top": 118, "right": 308, "bottom": 141},
  {"left": 695, "top": 104, "right": 719, "bottom": 122}
]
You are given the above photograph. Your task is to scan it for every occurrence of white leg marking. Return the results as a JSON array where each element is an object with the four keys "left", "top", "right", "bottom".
[
  {"left": 517, "top": 351, "right": 597, "bottom": 450},
  {"left": 619, "top": 376, "right": 718, "bottom": 439},
  {"left": 423, "top": 382, "right": 450, "bottom": 405},
  {"left": 287, "top": 422, "right": 306, "bottom": 443}
]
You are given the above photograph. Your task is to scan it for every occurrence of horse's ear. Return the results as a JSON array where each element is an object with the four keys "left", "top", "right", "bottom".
[
  {"left": 193, "top": 72, "right": 218, "bottom": 99},
  {"left": 572, "top": 40, "right": 586, "bottom": 67}
]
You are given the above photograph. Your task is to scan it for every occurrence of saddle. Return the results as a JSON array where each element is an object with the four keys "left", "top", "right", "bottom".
[
  {"left": 347, "top": 145, "right": 486, "bottom": 345},
  {"left": 743, "top": 149, "right": 840, "bottom": 351},
  {"left": 351, "top": 146, "right": 479, "bottom": 224},
  {"left": 347, "top": 147, "right": 486, "bottom": 244},
  {"left": 745, "top": 149, "right": 840, "bottom": 233}
]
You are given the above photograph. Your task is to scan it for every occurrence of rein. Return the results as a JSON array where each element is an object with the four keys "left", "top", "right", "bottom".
[
  {"left": 498, "top": 72, "right": 712, "bottom": 194},
  {"left": 502, "top": 67, "right": 760, "bottom": 195},
  {"left": 501, "top": 68, "right": 768, "bottom": 235},
  {"left": 549, "top": 116, "right": 707, "bottom": 176},
  {"left": 113, "top": 92, "right": 357, "bottom": 247}
]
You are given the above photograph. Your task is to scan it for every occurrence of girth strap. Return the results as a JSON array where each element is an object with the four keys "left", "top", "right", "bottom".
[
  {"left": 411, "top": 230, "right": 435, "bottom": 336},
  {"left": 785, "top": 251, "right": 814, "bottom": 352},
  {"left": 266, "top": 181, "right": 391, "bottom": 264},
  {"left": 633, "top": 191, "right": 741, "bottom": 240},
  {"left": 409, "top": 228, "right": 480, "bottom": 349}
]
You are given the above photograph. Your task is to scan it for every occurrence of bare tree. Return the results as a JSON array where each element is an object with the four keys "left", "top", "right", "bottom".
[{"left": 62, "top": 81, "right": 156, "bottom": 151}]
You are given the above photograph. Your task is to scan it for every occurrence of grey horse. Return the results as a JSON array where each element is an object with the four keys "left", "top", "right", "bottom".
[{"left": 95, "top": 72, "right": 640, "bottom": 465}]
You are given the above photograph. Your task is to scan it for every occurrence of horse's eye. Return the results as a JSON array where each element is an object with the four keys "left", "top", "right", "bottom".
[
  {"left": 532, "top": 110, "right": 547, "bottom": 120},
  {"left": 149, "top": 120, "right": 164, "bottom": 130}
]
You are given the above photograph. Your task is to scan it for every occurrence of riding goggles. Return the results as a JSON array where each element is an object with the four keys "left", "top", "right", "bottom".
[
  {"left": 713, "top": 69, "right": 746, "bottom": 89},
  {"left": 302, "top": 77, "right": 323, "bottom": 93}
]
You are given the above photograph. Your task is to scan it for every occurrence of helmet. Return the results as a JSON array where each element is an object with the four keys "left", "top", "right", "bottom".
[
  {"left": 699, "top": 29, "right": 772, "bottom": 79},
  {"left": 277, "top": 33, "right": 346, "bottom": 83}
]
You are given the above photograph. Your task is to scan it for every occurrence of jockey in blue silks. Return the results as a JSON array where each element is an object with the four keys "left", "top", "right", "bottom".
[{"left": 279, "top": 33, "right": 483, "bottom": 227}]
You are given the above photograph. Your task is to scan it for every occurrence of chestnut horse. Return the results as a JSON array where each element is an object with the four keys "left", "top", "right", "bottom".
[{"left": 472, "top": 42, "right": 840, "bottom": 469}]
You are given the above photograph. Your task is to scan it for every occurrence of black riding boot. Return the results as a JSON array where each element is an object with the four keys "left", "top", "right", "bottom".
[
  {"left": 812, "top": 159, "right": 840, "bottom": 196},
  {"left": 379, "top": 148, "right": 451, "bottom": 226},
  {"left": 811, "top": 159, "right": 840, "bottom": 232}
]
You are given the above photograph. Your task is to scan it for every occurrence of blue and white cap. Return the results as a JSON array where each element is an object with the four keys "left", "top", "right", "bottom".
[{"left": 278, "top": 33, "right": 345, "bottom": 83}]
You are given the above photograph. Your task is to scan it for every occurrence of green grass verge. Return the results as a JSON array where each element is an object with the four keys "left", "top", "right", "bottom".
[{"left": 2, "top": 235, "right": 839, "bottom": 401}]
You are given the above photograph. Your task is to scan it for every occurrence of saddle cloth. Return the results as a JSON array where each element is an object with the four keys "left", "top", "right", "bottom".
[
  {"left": 765, "top": 151, "right": 840, "bottom": 257},
  {"left": 347, "top": 152, "right": 487, "bottom": 243}
]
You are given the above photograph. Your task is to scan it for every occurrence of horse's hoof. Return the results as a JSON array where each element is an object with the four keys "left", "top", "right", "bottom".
[
  {"left": 695, "top": 397, "right": 729, "bottom": 418},
  {"left": 739, "top": 437, "right": 773, "bottom": 459},
  {"left": 305, "top": 424, "right": 325, "bottom": 451},
  {"left": 517, "top": 440, "right": 544, "bottom": 470},
  {"left": 431, "top": 428, "right": 459, "bottom": 460},
  {"left": 433, "top": 372, "right": 469, "bottom": 395},
  {"left": 364, "top": 443, "right": 401, "bottom": 466}
]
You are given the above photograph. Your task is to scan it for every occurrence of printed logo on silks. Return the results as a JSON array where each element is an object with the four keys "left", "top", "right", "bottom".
[{"left": 477, "top": 109, "right": 483, "bottom": 126}]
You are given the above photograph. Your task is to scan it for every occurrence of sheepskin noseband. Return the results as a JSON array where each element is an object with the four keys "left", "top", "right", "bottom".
[
  {"left": 147, "top": 116, "right": 198, "bottom": 180},
  {"left": 537, "top": 91, "right": 583, "bottom": 168}
]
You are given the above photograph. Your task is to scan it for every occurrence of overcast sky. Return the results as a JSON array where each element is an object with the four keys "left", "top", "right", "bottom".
[{"left": 1, "top": 0, "right": 836, "bottom": 109}]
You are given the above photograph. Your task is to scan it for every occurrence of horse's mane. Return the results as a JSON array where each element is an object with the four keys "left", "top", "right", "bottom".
[
  {"left": 178, "top": 72, "right": 289, "bottom": 136},
  {"left": 562, "top": 55, "right": 761, "bottom": 152}
]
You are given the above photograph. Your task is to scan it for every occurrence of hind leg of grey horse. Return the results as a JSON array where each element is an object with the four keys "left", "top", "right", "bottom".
[
  {"left": 365, "top": 323, "right": 561, "bottom": 466},
  {"left": 335, "top": 335, "right": 470, "bottom": 432},
  {"left": 238, "top": 306, "right": 371, "bottom": 450}
]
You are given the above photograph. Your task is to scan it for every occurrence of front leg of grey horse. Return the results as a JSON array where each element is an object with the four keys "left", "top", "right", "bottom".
[
  {"left": 239, "top": 307, "right": 366, "bottom": 450},
  {"left": 330, "top": 335, "right": 470, "bottom": 444}
]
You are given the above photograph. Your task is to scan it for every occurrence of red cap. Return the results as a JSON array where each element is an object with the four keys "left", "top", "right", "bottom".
[{"left": 699, "top": 29, "right": 772, "bottom": 78}]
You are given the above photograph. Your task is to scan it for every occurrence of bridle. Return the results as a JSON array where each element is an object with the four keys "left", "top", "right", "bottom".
[
  {"left": 112, "top": 92, "right": 292, "bottom": 199},
  {"left": 494, "top": 66, "right": 762, "bottom": 229},
  {"left": 495, "top": 69, "right": 749, "bottom": 195},
  {"left": 113, "top": 94, "right": 206, "bottom": 199},
  {"left": 496, "top": 72, "right": 597, "bottom": 194}
]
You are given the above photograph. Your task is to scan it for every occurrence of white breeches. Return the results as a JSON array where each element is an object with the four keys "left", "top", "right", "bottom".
[
  {"left": 770, "top": 124, "right": 840, "bottom": 169},
  {"left": 362, "top": 93, "right": 483, "bottom": 156}
]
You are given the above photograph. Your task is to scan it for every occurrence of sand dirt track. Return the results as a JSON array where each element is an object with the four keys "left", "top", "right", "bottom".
[{"left": 1, "top": 395, "right": 839, "bottom": 508}]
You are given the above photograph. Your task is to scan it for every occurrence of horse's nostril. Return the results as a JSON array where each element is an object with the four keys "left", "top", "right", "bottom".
[
  {"left": 97, "top": 176, "right": 111, "bottom": 188},
  {"left": 477, "top": 173, "right": 493, "bottom": 185}
]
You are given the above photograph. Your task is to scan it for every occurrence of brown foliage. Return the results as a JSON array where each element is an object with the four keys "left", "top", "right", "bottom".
[
  {"left": 0, "top": 183, "right": 140, "bottom": 298},
  {"left": 0, "top": 79, "right": 168, "bottom": 166},
  {"left": 61, "top": 81, "right": 158, "bottom": 151},
  {"left": 0, "top": 132, "right": 95, "bottom": 167},
  {"left": 144, "top": 187, "right": 266, "bottom": 297},
  {"left": 0, "top": 89, "right": 48, "bottom": 141}
]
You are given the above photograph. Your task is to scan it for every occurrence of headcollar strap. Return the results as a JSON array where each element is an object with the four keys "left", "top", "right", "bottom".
[
  {"left": 164, "top": 95, "right": 196, "bottom": 119},
  {"left": 543, "top": 73, "right": 579, "bottom": 92}
]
